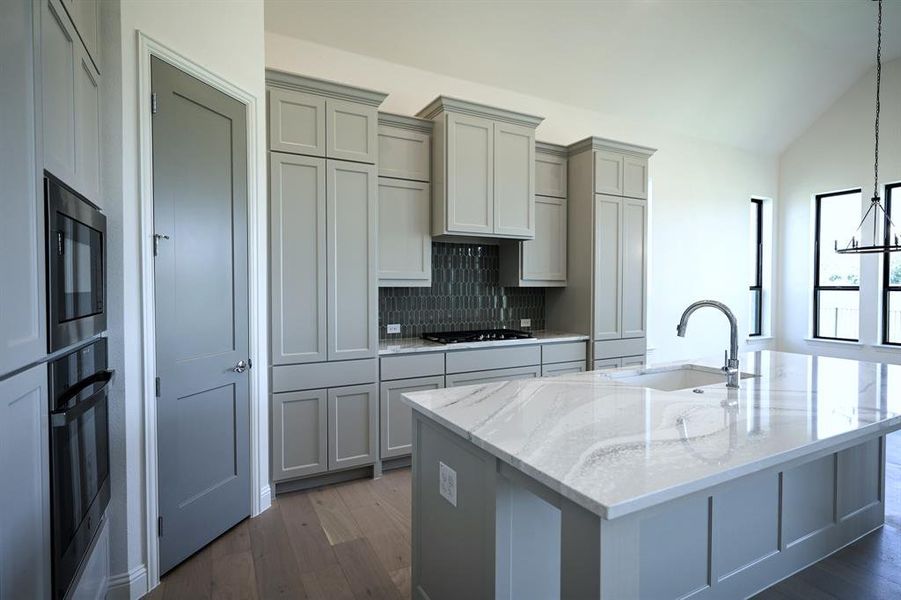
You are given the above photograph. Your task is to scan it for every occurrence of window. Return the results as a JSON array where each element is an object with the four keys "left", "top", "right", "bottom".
[
  {"left": 882, "top": 183, "right": 901, "bottom": 344},
  {"left": 813, "top": 189, "right": 862, "bottom": 341},
  {"left": 749, "top": 199, "right": 763, "bottom": 336}
]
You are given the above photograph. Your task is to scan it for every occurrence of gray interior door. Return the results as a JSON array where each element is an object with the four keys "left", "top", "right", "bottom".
[{"left": 151, "top": 56, "right": 251, "bottom": 575}]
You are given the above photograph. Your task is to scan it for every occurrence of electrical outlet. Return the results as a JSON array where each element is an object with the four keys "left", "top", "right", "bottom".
[
  {"left": 439, "top": 461, "right": 457, "bottom": 507},
  {"left": 387, "top": 323, "right": 401, "bottom": 335},
  {"left": 520, "top": 318, "right": 531, "bottom": 329}
]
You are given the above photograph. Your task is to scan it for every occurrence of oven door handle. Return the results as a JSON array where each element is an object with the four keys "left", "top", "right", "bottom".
[{"left": 50, "top": 370, "right": 113, "bottom": 428}]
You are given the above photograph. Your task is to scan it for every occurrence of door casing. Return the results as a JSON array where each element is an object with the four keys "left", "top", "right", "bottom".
[{"left": 136, "top": 32, "right": 269, "bottom": 591}]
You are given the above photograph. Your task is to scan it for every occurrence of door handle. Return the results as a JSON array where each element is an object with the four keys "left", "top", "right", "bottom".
[{"left": 233, "top": 360, "right": 248, "bottom": 374}]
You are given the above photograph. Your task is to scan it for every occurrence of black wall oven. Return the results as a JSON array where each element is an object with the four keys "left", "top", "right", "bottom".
[
  {"left": 48, "top": 338, "right": 112, "bottom": 599},
  {"left": 45, "top": 174, "right": 106, "bottom": 352}
]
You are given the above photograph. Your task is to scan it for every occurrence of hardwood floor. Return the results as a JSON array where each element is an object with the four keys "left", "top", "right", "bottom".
[{"left": 147, "top": 433, "right": 901, "bottom": 600}]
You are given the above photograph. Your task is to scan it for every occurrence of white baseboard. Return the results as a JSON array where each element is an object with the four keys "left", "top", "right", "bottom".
[
  {"left": 258, "top": 484, "right": 272, "bottom": 514},
  {"left": 107, "top": 564, "right": 148, "bottom": 600}
]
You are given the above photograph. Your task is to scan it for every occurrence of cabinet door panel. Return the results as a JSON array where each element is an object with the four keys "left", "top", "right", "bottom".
[
  {"left": 621, "top": 198, "right": 647, "bottom": 338},
  {"left": 446, "top": 365, "right": 541, "bottom": 387},
  {"left": 327, "top": 161, "right": 377, "bottom": 360},
  {"left": 67, "top": 0, "right": 99, "bottom": 71},
  {"left": 594, "top": 194, "right": 622, "bottom": 340},
  {"left": 378, "top": 125, "right": 430, "bottom": 181},
  {"left": 329, "top": 384, "right": 378, "bottom": 470},
  {"left": 0, "top": 365, "right": 50, "bottom": 600},
  {"left": 42, "top": 0, "right": 78, "bottom": 185},
  {"left": 621, "top": 355, "right": 645, "bottom": 367},
  {"left": 446, "top": 113, "right": 494, "bottom": 234},
  {"left": 541, "top": 361, "right": 585, "bottom": 377},
  {"left": 494, "top": 122, "right": 535, "bottom": 237},
  {"left": 522, "top": 196, "right": 566, "bottom": 283},
  {"left": 268, "top": 87, "right": 326, "bottom": 157},
  {"left": 74, "top": 47, "right": 101, "bottom": 202},
  {"left": 593, "top": 358, "right": 621, "bottom": 371},
  {"left": 535, "top": 152, "right": 567, "bottom": 198},
  {"left": 594, "top": 150, "right": 624, "bottom": 195},
  {"left": 270, "top": 152, "right": 327, "bottom": 364},
  {"left": 327, "top": 99, "right": 377, "bottom": 164},
  {"left": 378, "top": 178, "right": 431, "bottom": 287},
  {"left": 623, "top": 155, "right": 649, "bottom": 199},
  {"left": 380, "top": 375, "right": 444, "bottom": 459},
  {"left": 271, "top": 390, "right": 327, "bottom": 481}
]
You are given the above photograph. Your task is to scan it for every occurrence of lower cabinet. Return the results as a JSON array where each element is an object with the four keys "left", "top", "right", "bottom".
[
  {"left": 328, "top": 384, "right": 378, "bottom": 470},
  {"left": 380, "top": 375, "right": 444, "bottom": 459},
  {"left": 621, "top": 355, "right": 645, "bottom": 367},
  {"left": 593, "top": 354, "right": 645, "bottom": 371},
  {"left": 446, "top": 364, "right": 541, "bottom": 387},
  {"left": 541, "top": 360, "right": 586, "bottom": 377},
  {"left": 0, "top": 365, "right": 50, "bottom": 600}
]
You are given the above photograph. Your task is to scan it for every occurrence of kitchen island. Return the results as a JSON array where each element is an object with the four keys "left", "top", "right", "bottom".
[{"left": 402, "top": 351, "right": 901, "bottom": 600}]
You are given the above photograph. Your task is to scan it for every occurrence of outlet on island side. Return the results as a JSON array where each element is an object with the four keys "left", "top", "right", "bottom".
[
  {"left": 387, "top": 323, "right": 401, "bottom": 334},
  {"left": 520, "top": 318, "right": 531, "bottom": 329},
  {"left": 439, "top": 461, "right": 457, "bottom": 507}
]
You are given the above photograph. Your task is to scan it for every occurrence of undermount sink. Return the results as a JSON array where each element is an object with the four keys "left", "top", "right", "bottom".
[{"left": 604, "top": 365, "right": 756, "bottom": 392}]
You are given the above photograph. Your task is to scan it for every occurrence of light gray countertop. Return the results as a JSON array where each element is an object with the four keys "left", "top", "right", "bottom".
[
  {"left": 401, "top": 350, "right": 901, "bottom": 519},
  {"left": 378, "top": 330, "right": 589, "bottom": 355}
]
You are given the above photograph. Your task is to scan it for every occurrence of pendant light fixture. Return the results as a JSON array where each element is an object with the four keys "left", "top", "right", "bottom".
[{"left": 835, "top": 0, "right": 899, "bottom": 254}]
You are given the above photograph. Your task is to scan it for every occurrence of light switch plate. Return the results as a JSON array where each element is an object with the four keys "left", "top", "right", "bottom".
[
  {"left": 387, "top": 323, "right": 401, "bottom": 334},
  {"left": 520, "top": 318, "right": 531, "bottom": 329},
  {"left": 439, "top": 461, "right": 457, "bottom": 507}
]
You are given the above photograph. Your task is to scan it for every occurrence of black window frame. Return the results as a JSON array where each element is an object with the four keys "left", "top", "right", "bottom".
[
  {"left": 749, "top": 198, "right": 763, "bottom": 337},
  {"left": 812, "top": 188, "right": 862, "bottom": 342},
  {"left": 881, "top": 183, "right": 901, "bottom": 345}
]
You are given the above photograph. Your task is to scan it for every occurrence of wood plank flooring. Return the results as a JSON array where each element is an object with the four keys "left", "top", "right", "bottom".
[{"left": 146, "top": 433, "right": 901, "bottom": 600}]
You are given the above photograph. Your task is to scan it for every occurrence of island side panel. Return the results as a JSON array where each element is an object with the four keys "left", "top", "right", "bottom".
[{"left": 597, "top": 435, "right": 887, "bottom": 600}]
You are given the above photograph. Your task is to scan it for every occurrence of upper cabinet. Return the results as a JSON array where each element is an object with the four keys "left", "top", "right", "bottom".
[
  {"left": 267, "top": 70, "right": 387, "bottom": 164},
  {"left": 417, "top": 96, "right": 543, "bottom": 239},
  {"left": 60, "top": 0, "right": 100, "bottom": 72},
  {"left": 41, "top": 0, "right": 102, "bottom": 204},
  {"left": 500, "top": 142, "right": 568, "bottom": 287},
  {"left": 593, "top": 142, "right": 651, "bottom": 200},
  {"left": 378, "top": 113, "right": 433, "bottom": 288}
]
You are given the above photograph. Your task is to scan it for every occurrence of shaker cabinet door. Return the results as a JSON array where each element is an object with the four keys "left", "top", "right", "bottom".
[
  {"left": 326, "top": 99, "right": 378, "bottom": 164},
  {"left": 327, "top": 161, "right": 378, "bottom": 361},
  {"left": 268, "top": 87, "right": 326, "bottom": 157},
  {"left": 621, "top": 198, "right": 648, "bottom": 338},
  {"left": 445, "top": 113, "right": 494, "bottom": 235},
  {"left": 42, "top": 0, "right": 78, "bottom": 186},
  {"left": 594, "top": 194, "right": 623, "bottom": 340},
  {"left": 380, "top": 375, "right": 444, "bottom": 459},
  {"left": 269, "top": 152, "right": 328, "bottom": 365},
  {"left": 521, "top": 196, "right": 566, "bottom": 284},
  {"left": 328, "top": 384, "right": 378, "bottom": 470},
  {"left": 594, "top": 150, "right": 624, "bottom": 196},
  {"left": 271, "top": 389, "right": 328, "bottom": 481},
  {"left": 378, "top": 178, "right": 431, "bottom": 287},
  {"left": 623, "top": 155, "right": 649, "bottom": 199},
  {"left": 378, "top": 124, "right": 430, "bottom": 181},
  {"left": 535, "top": 152, "right": 567, "bottom": 198},
  {"left": 493, "top": 122, "right": 535, "bottom": 238},
  {"left": 74, "top": 43, "right": 101, "bottom": 202}
]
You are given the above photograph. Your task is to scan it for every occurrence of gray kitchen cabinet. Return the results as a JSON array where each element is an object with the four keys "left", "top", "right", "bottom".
[
  {"left": 493, "top": 122, "right": 535, "bottom": 237},
  {"left": 378, "top": 178, "right": 432, "bottom": 287},
  {"left": 328, "top": 383, "right": 378, "bottom": 470},
  {"left": 418, "top": 96, "right": 543, "bottom": 239},
  {"left": 61, "top": 0, "right": 99, "bottom": 72},
  {"left": 541, "top": 361, "right": 585, "bottom": 377},
  {"left": 621, "top": 355, "right": 646, "bottom": 367},
  {"left": 623, "top": 155, "right": 649, "bottom": 199},
  {"left": 594, "top": 149, "right": 624, "bottom": 196},
  {"left": 268, "top": 87, "right": 326, "bottom": 157},
  {"left": 1, "top": 0, "right": 46, "bottom": 376},
  {"left": 41, "top": 0, "right": 101, "bottom": 203},
  {"left": 0, "top": 364, "right": 50, "bottom": 600},
  {"left": 266, "top": 71, "right": 387, "bottom": 164},
  {"left": 378, "top": 113, "right": 432, "bottom": 182},
  {"left": 380, "top": 375, "right": 444, "bottom": 459},
  {"left": 621, "top": 197, "right": 648, "bottom": 338},
  {"left": 535, "top": 143, "right": 567, "bottom": 198},
  {"left": 446, "top": 365, "right": 542, "bottom": 387},
  {"left": 271, "top": 389, "right": 328, "bottom": 482},
  {"left": 593, "top": 193, "right": 623, "bottom": 340},
  {"left": 593, "top": 358, "right": 621, "bottom": 370},
  {"left": 269, "top": 152, "right": 327, "bottom": 365},
  {"left": 327, "top": 160, "right": 378, "bottom": 361}
]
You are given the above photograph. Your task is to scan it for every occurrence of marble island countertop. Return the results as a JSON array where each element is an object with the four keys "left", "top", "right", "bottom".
[
  {"left": 402, "top": 350, "right": 901, "bottom": 519},
  {"left": 378, "top": 330, "right": 589, "bottom": 355}
]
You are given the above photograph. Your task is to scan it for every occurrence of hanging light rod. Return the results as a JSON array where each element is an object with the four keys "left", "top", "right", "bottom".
[{"left": 835, "top": 0, "right": 898, "bottom": 255}]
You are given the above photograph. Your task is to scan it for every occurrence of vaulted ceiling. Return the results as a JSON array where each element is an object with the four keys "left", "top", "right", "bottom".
[{"left": 264, "top": 0, "right": 901, "bottom": 154}]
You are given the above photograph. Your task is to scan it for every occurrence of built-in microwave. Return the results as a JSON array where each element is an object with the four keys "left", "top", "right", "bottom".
[{"left": 45, "top": 174, "right": 106, "bottom": 352}]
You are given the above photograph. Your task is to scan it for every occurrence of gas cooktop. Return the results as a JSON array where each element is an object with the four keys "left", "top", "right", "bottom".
[{"left": 421, "top": 329, "right": 535, "bottom": 344}]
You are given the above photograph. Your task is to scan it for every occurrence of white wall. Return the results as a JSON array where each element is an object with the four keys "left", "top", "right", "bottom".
[
  {"left": 777, "top": 58, "right": 901, "bottom": 363},
  {"left": 104, "top": 1, "right": 267, "bottom": 597},
  {"left": 266, "top": 33, "right": 779, "bottom": 362}
]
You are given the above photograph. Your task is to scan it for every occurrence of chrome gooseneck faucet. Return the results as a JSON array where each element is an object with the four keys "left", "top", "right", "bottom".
[{"left": 676, "top": 300, "right": 740, "bottom": 388}]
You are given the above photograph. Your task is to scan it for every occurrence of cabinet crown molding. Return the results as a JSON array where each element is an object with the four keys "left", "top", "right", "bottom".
[
  {"left": 416, "top": 96, "right": 544, "bottom": 128},
  {"left": 535, "top": 141, "right": 568, "bottom": 157},
  {"left": 265, "top": 69, "right": 388, "bottom": 107},
  {"left": 378, "top": 112, "right": 434, "bottom": 133},
  {"left": 567, "top": 136, "right": 657, "bottom": 158}
]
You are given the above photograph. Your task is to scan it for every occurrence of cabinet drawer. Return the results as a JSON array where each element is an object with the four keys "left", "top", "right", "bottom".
[
  {"left": 593, "top": 338, "right": 646, "bottom": 360},
  {"left": 541, "top": 361, "right": 585, "bottom": 377},
  {"left": 446, "top": 365, "right": 541, "bottom": 388},
  {"left": 445, "top": 345, "right": 541, "bottom": 374},
  {"left": 621, "top": 355, "right": 645, "bottom": 367},
  {"left": 541, "top": 341, "right": 586, "bottom": 365},
  {"left": 378, "top": 122, "right": 430, "bottom": 181},
  {"left": 593, "top": 358, "right": 621, "bottom": 371},
  {"left": 271, "top": 359, "right": 377, "bottom": 393},
  {"left": 380, "top": 352, "right": 445, "bottom": 381}
]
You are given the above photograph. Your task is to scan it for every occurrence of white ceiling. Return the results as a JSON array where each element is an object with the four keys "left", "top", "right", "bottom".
[{"left": 264, "top": 0, "right": 901, "bottom": 154}]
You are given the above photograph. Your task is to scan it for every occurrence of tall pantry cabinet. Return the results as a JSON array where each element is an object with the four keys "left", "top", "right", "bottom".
[
  {"left": 546, "top": 137, "right": 655, "bottom": 369},
  {"left": 267, "top": 71, "right": 387, "bottom": 485}
]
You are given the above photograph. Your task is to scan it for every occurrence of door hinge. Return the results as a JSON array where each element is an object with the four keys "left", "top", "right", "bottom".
[
  {"left": 155, "top": 376, "right": 161, "bottom": 397},
  {"left": 247, "top": 358, "right": 253, "bottom": 370},
  {"left": 158, "top": 516, "right": 163, "bottom": 537},
  {"left": 151, "top": 92, "right": 158, "bottom": 115}
]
